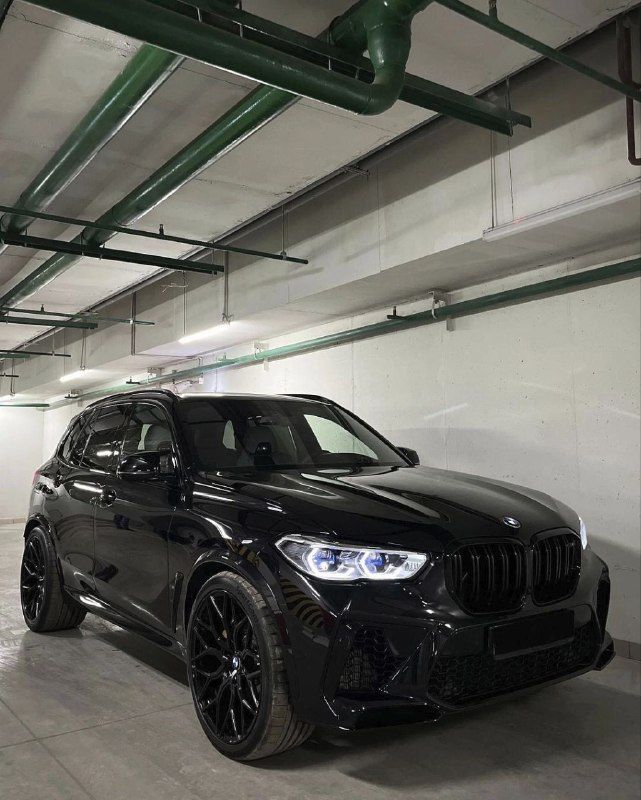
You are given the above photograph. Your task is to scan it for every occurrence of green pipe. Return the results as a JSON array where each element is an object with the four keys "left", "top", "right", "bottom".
[
  {"left": 160, "top": 0, "right": 530, "bottom": 133},
  {"left": 1, "top": 315, "right": 98, "bottom": 329},
  {"left": 434, "top": 0, "right": 641, "bottom": 101},
  {"left": 0, "top": 232, "right": 223, "bottom": 275},
  {"left": 0, "top": 349, "right": 70, "bottom": 358},
  {"left": 0, "top": 404, "right": 49, "bottom": 408},
  {"left": 49, "top": 258, "right": 640, "bottom": 408},
  {"left": 0, "top": 45, "right": 183, "bottom": 247},
  {"left": 0, "top": 306, "right": 154, "bottom": 325},
  {"left": 2, "top": 0, "right": 427, "bottom": 309},
  {"left": 33, "top": 0, "right": 428, "bottom": 115}
]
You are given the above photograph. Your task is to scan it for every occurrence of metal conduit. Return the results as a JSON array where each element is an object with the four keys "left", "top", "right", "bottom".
[
  {"left": 48, "top": 258, "right": 640, "bottom": 409},
  {"left": 1, "top": 0, "right": 430, "bottom": 309}
]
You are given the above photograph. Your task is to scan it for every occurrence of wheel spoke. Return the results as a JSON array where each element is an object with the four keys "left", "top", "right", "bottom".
[{"left": 21, "top": 536, "right": 47, "bottom": 623}]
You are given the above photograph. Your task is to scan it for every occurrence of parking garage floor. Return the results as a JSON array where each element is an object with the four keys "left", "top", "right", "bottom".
[{"left": 0, "top": 522, "right": 639, "bottom": 800}]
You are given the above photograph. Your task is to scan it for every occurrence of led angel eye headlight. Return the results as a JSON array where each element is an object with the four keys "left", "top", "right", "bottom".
[{"left": 275, "top": 535, "right": 427, "bottom": 581}]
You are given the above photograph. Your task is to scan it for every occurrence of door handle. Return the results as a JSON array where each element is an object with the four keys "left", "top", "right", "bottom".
[{"left": 99, "top": 488, "right": 117, "bottom": 508}]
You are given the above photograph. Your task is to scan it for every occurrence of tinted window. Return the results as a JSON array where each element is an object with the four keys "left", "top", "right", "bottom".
[
  {"left": 83, "top": 405, "right": 129, "bottom": 471},
  {"left": 60, "top": 412, "right": 93, "bottom": 467},
  {"left": 177, "top": 397, "right": 405, "bottom": 471},
  {"left": 121, "top": 403, "right": 174, "bottom": 457}
]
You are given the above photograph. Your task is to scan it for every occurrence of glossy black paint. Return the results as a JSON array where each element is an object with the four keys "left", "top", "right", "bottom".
[{"left": 27, "top": 389, "right": 614, "bottom": 730}]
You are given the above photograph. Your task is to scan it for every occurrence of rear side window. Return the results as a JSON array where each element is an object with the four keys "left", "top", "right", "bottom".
[
  {"left": 60, "top": 413, "right": 93, "bottom": 466},
  {"left": 83, "top": 405, "right": 130, "bottom": 471}
]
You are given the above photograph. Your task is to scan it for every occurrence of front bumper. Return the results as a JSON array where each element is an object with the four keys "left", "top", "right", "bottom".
[{"left": 270, "top": 547, "right": 613, "bottom": 729}]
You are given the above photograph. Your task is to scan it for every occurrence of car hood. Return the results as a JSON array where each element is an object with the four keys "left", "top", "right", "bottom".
[{"left": 197, "top": 465, "right": 579, "bottom": 550}]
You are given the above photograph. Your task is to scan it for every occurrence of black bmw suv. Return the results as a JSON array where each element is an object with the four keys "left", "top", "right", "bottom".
[{"left": 22, "top": 389, "right": 614, "bottom": 760}]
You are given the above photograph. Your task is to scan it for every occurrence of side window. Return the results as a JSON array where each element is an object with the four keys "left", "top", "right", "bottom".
[
  {"left": 60, "top": 413, "right": 93, "bottom": 467},
  {"left": 121, "top": 403, "right": 175, "bottom": 457},
  {"left": 82, "top": 405, "right": 130, "bottom": 471},
  {"left": 304, "top": 414, "right": 376, "bottom": 458}
]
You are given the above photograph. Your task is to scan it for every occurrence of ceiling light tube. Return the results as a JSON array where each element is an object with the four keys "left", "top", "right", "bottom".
[
  {"left": 482, "top": 179, "right": 641, "bottom": 242},
  {"left": 179, "top": 321, "right": 231, "bottom": 345},
  {"left": 60, "top": 369, "right": 94, "bottom": 383}
]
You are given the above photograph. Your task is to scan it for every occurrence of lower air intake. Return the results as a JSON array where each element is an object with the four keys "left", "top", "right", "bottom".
[
  {"left": 338, "top": 627, "right": 404, "bottom": 693},
  {"left": 427, "top": 620, "right": 598, "bottom": 707}
]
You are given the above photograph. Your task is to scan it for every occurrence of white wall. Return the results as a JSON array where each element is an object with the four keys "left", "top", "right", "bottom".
[
  {"left": 191, "top": 268, "right": 640, "bottom": 645},
  {"left": 0, "top": 408, "right": 44, "bottom": 521}
]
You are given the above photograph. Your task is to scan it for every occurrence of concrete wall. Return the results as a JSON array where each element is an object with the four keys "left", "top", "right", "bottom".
[{"left": 0, "top": 407, "right": 44, "bottom": 521}]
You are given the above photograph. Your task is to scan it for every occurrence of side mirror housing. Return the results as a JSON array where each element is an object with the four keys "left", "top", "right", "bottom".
[
  {"left": 397, "top": 446, "right": 420, "bottom": 466},
  {"left": 117, "top": 452, "right": 160, "bottom": 481}
]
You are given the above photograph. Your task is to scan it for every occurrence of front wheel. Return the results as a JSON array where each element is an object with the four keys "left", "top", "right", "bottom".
[
  {"left": 187, "top": 571, "right": 313, "bottom": 760},
  {"left": 20, "top": 526, "right": 86, "bottom": 632}
]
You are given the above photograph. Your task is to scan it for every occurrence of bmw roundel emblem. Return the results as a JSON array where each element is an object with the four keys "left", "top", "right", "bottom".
[{"left": 502, "top": 516, "right": 521, "bottom": 529}]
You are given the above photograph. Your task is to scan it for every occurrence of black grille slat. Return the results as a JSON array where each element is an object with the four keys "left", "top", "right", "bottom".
[
  {"left": 532, "top": 532, "right": 581, "bottom": 604},
  {"left": 428, "top": 620, "right": 598, "bottom": 706},
  {"left": 447, "top": 541, "right": 526, "bottom": 614}
]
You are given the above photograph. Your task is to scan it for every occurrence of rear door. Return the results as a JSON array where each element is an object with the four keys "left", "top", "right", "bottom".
[
  {"left": 93, "top": 402, "right": 177, "bottom": 636},
  {"left": 49, "top": 410, "right": 100, "bottom": 594}
]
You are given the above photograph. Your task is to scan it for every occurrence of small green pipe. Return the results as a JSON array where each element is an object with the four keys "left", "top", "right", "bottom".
[
  {"left": 434, "top": 0, "right": 641, "bottom": 101},
  {"left": 0, "top": 403, "right": 49, "bottom": 408},
  {"left": 0, "top": 315, "right": 98, "bottom": 329},
  {"left": 48, "top": 258, "right": 640, "bottom": 408},
  {"left": 0, "top": 45, "right": 183, "bottom": 245},
  {"left": 0, "top": 349, "right": 70, "bottom": 358}
]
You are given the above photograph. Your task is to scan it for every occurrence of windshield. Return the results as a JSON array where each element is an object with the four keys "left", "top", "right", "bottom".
[{"left": 176, "top": 396, "right": 407, "bottom": 471}]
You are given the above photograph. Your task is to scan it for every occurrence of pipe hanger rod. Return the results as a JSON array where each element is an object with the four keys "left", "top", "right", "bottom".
[{"left": 0, "top": 203, "right": 308, "bottom": 264}]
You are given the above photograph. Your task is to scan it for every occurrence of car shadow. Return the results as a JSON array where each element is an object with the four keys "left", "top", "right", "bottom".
[{"left": 252, "top": 679, "right": 639, "bottom": 789}]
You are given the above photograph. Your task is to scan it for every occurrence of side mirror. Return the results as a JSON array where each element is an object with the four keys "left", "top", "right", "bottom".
[
  {"left": 398, "top": 446, "right": 420, "bottom": 466},
  {"left": 117, "top": 452, "right": 160, "bottom": 481}
]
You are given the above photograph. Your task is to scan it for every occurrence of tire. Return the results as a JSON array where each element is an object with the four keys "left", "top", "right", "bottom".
[
  {"left": 20, "top": 526, "right": 86, "bottom": 632},
  {"left": 187, "top": 571, "right": 313, "bottom": 761}
]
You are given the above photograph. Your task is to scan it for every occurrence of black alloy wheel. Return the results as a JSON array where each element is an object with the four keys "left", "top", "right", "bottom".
[
  {"left": 20, "top": 527, "right": 86, "bottom": 632},
  {"left": 190, "top": 589, "right": 262, "bottom": 744},
  {"left": 20, "top": 534, "right": 46, "bottom": 622},
  {"left": 187, "top": 572, "right": 313, "bottom": 760}
]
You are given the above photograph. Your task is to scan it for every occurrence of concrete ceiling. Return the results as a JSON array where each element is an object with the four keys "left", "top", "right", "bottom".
[{"left": 1, "top": 0, "right": 636, "bottom": 353}]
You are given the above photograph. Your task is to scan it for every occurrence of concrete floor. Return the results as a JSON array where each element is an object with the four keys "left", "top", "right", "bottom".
[{"left": 0, "top": 522, "right": 639, "bottom": 800}]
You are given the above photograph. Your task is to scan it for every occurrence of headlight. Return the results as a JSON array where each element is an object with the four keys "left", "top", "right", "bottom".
[
  {"left": 579, "top": 516, "right": 588, "bottom": 549},
  {"left": 275, "top": 535, "right": 428, "bottom": 581}
]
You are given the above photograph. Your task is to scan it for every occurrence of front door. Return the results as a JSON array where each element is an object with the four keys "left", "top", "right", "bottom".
[{"left": 93, "top": 402, "right": 177, "bottom": 636}]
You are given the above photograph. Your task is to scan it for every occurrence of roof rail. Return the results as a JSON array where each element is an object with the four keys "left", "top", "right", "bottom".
[{"left": 86, "top": 387, "right": 177, "bottom": 408}]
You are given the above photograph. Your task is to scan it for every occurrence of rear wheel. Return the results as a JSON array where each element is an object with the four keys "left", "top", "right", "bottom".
[
  {"left": 187, "top": 572, "right": 313, "bottom": 760},
  {"left": 20, "top": 527, "right": 86, "bottom": 632}
]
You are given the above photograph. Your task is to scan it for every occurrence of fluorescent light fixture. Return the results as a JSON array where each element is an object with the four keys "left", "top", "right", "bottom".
[
  {"left": 179, "top": 321, "right": 231, "bottom": 345},
  {"left": 482, "top": 179, "right": 641, "bottom": 242},
  {"left": 60, "top": 368, "right": 94, "bottom": 383}
]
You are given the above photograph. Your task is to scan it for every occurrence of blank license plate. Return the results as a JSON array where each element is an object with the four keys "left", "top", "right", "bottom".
[{"left": 490, "top": 610, "right": 575, "bottom": 658}]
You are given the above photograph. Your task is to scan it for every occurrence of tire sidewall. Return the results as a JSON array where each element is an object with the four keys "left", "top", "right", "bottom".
[{"left": 186, "top": 572, "right": 276, "bottom": 760}]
